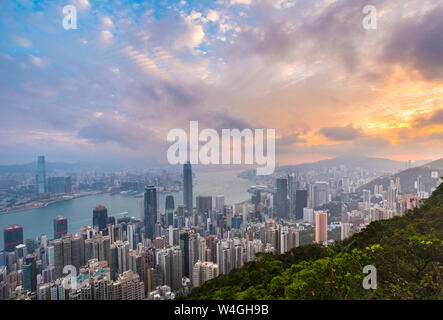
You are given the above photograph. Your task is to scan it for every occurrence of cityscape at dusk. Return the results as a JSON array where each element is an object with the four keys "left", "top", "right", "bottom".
[{"left": 0, "top": 0, "right": 442, "bottom": 310}]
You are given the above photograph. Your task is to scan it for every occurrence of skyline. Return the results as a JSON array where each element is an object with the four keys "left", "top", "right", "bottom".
[{"left": 1, "top": 0, "right": 443, "bottom": 166}]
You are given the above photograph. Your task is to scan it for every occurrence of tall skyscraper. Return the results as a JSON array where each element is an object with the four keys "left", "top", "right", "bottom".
[
  {"left": 196, "top": 196, "right": 212, "bottom": 217},
  {"left": 315, "top": 211, "right": 328, "bottom": 244},
  {"left": 287, "top": 173, "right": 295, "bottom": 218},
  {"left": 312, "top": 181, "right": 329, "bottom": 208},
  {"left": 165, "top": 195, "right": 175, "bottom": 227},
  {"left": 93, "top": 205, "right": 108, "bottom": 232},
  {"left": 215, "top": 195, "right": 225, "bottom": 213},
  {"left": 144, "top": 186, "right": 158, "bottom": 240},
  {"left": 53, "top": 216, "right": 68, "bottom": 239},
  {"left": 275, "top": 178, "right": 289, "bottom": 219},
  {"left": 3, "top": 224, "right": 23, "bottom": 252},
  {"left": 295, "top": 190, "right": 308, "bottom": 220},
  {"left": 37, "top": 155, "right": 46, "bottom": 194},
  {"left": 183, "top": 161, "right": 193, "bottom": 215}
]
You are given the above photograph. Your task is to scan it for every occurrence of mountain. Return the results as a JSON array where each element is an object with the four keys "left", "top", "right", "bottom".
[
  {"left": 358, "top": 158, "right": 443, "bottom": 194},
  {"left": 0, "top": 162, "right": 99, "bottom": 175},
  {"left": 185, "top": 182, "right": 443, "bottom": 300},
  {"left": 238, "top": 156, "right": 407, "bottom": 180}
]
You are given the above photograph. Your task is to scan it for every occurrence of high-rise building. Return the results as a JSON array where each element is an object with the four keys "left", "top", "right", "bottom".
[
  {"left": 315, "top": 211, "right": 328, "bottom": 244},
  {"left": 48, "top": 177, "right": 67, "bottom": 194},
  {"left": 93, "top": 205, "right": 108, "bottom": 232},
  {"left": 275, "top": 178, "right": 289, "bottom": 219},
  {"left": 165, "top": 195, "right": 175, "bottom": 227},
  {"left": 144, "top": 186, "right": 158, "bottom": 240},
  {"left": 312, "top": 182, "right": 329, "bottom": 208},
  {"left": 22, "top": 254, "right": 37, "bottom": 292},
  {"left": 53, "top": 216, "right": 68, "bottom": 239},
  {"left": 192, "top": 260, "right": 219, "bottom": 287},
  {"left": 183, "top": 161, "right": 193, "bottom": 215},
  {"left": 3, "top": 225, "right": 23, "bottom": 252},
  {"left": 196, "top": 196, "right": 212, "bottom": 217},
  {"left": 37, "top": 155, "right": 46, "bottom": 194},
  {"left": 295, "top": 190, "right": 308, "bottom": 220},
  {"left": 215, "top": 195, "right": 225, "bottom": 213},
  {"left": 165, "top": 195, "right": 175, "bottom": 211},
  {"left": 287, "top": 174, "right": 295, "bottom": 218}
]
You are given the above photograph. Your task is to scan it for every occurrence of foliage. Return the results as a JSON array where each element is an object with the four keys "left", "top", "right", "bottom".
[{"left": 185, "top": 183, "right": 443, "bottom": 300}]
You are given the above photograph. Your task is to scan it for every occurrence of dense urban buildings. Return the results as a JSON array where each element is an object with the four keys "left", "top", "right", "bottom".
[{"left": 0, "top": 153, "right": 441, "bottom": 300}]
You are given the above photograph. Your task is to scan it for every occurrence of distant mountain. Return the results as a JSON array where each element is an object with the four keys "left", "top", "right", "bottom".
[
  {"left": 358, "top": 158, "right": 443, "bottom": 194},
  {"left": 0, "top": 162, "right": 98, "bottom": 175},
  {"left": 238, "top": 156, "right": 407, "bottom": 180}
]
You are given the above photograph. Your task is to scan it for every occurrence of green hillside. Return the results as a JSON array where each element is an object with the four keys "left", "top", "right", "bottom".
[{"left": 186, "top": 183, "right": 443, "bottom": 300}]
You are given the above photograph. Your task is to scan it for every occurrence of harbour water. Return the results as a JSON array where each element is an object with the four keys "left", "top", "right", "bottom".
[{"left": 0, "top": 170, "right": 251, "bottom": 249}]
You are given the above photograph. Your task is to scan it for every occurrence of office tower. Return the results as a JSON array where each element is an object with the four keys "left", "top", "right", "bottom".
[
  {"left": 144, "top": 186, "right": 158, "bottom": 240},
  {"left": 295, "top": 190, "right": 308, "bottom": 220},
  {"left": 165, "top": 195, "right": 175, "bottom": 227},
  {"left": 22, "top": 254, "right": 37, "bottom": 292},
  {"left": 53, "top": 216, "right": 68, "bottom": 239},
  {"left": 93, "top": 205, "right": 108, "bottom": 232},
  {"left": 196, "top": 196, "right": 212, "bottom": 217},
  {"left": 3, "top": 225, "right": 23, "bottom": 252},
  {"left": 47, "top": 177, "right": 67, "bottom": 194},
  {"left": 37, "top": 155, "right": 46, "bottom": 194},
  {"left": 180, "top": 231, "right": 191, "bottom": 278},
  {"left": 15, "top": 244, "right": 27, "bottom": 259},
  {"left": 25, "top": 238, "right": 36, "bottom": 253},
  {"left": 312, "top": 181, "right": 329, "bottom": 208},
  {"left": 183, "top": 161, "right": 193, "bottom": 215},
  {"left": 275, "top": 178, "right": 289, "bottom": 219},
  {"left": 165, "top": 195, "right": 175, "bottom": 211},
  {"left": 65, "top": 177, "right": 72, "bottom": 194},
  {"left": 315, "top": 211, "right": 328, "bottom": 244},
  {"left": 303, "top": 208, "right": 315, "bottom": 224},
  {"left": 192, "top": 261, "right": 219, "bottom": 287},
  {"left": 215, "top": 195, "right": 225, "bottom": 213},
  {"left": 287, "top": 173, "right": 295, "bottom": 218}
]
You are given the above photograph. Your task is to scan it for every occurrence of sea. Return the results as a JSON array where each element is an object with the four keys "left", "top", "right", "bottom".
[{"left": 0, "top": 170, "right": 251, "bottom": 249}]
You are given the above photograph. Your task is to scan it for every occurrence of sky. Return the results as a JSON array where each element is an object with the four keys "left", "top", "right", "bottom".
[{"left": 0, "top": 0, "right": 442, "bottom": 166}]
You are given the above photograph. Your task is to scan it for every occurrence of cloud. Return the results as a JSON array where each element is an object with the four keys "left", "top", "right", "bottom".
[
  {"left": 176, "top": 23, "right": 205, "bottom": 50},
  {"left": 318, "top": 124, "right": 363, "bottom": 141},
  {"left": 411, "top": 108, "right": 443, "bottom": 128},
  {"left": 382, "top": 7, "right": 443, "bottom": 80},
  {"left": 206, "top": 9, "right": 219, "bottom": 22},
  {"left": 12, "top": 35, "right": 31, "bottom": 48}
]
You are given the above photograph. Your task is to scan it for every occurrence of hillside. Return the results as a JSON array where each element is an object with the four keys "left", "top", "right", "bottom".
[
  {"left": 358, "top": 159, "right": 443, "bottom": 194},
  {"left": 186, "top": 183, "right": 443, "bottom": 300},
  {"left": 238, "top": 156, "right": 407, "bottom": 180}
]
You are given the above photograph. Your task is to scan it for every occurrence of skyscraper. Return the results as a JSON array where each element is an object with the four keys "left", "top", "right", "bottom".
[
  {"left": 3, "top": 224, "right": 23, "bottom": 252},
  {"left": 144, "top": 186, "right": 158, "bottom": 240},
  {"left": 93, "top": 205, "right": 108, "bottom": 232},
  {"left": 183, "top": 161, "right": 193, "bottom": 215},
  {"left": 165, "top": 195, "right": 175, "bottom": 227},
  {"left": 53, "top": 216, "right": 68, "bottom": 239},
  {"left": 295, "top": 190, "right": 308, "bottom": 220},
  {"left": 37, "top": 155, "right": 46, "bottom": 194},
  {"left": 215, "top": 195, "right": 225, "bottom": 213},
  {"left": 315, "top": 211, "right": 328, "bottom": 244},
  {"left": 196, "top": 196, "right": 212, "bottom": 217},
  {"left": 312, "top": 181, "right": 329, "bottom": 208},
  {"left": 275, "top": 178, "right": 289, "bottom": 219}
]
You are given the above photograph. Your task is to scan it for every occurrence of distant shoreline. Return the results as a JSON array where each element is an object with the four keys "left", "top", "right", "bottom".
[{"left": 0, "top": 191, "right": 105, "bottom": 215}]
